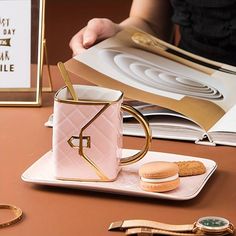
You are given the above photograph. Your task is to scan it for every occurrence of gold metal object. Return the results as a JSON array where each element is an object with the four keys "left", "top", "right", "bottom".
[
  {"left": 109, "top": 218, "right": 235, "bottom": 236},
  {"left": 120, "top": 104, "right": 151, "bottom": 166},
  {"left": 55, "top": 88, "right": 119, "bottom": 182},
  {"left": 68, "top": 136, "right": 91, "bottom": 148},
  {"left": 56, "top": 62, "right": 151, "bottom": 182},
  {"left": 42, "top": 38, "right": 53, "bottom": 92},
  {"left": 57, "top": 62, "right": 78, "bottom": 101},
  {"left": 74, "top": 102, "right": 115, "bottom": 182},
  {"left": 125, "top": 227, "right": 202, "bottom": 236},
  {"left": 132, "top": 32, "right": 236, "bottom": 76},
  {"left": 109, "top": 219, "right": 194, "bottom": 232},
  {"left": 0, "top": 0, "right": 50, "bottom": 106},
  {"left": 193, "top": 217, "right": 235, "bottom": 235},
  {"left": 0, "top": 204, "right": 23, "bottom": 228},
  {"left": 68, "top": 102, "right": 151, "bottom": 181},
  {"left": 132, "top": 32, "right": 167, "bottom": 50}
]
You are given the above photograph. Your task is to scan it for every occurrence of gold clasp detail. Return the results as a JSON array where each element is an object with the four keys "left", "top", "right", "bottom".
[{"left": 67, "top": 136, "right": 91, "bottom": 149}]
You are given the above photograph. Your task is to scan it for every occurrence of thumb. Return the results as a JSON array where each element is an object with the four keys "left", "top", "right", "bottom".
[
  {"left": 83, "top": 18, "right": 110, "bottom": 48},
  {"left": 83, "top": 29, "right": 97, "bottom": 48}
]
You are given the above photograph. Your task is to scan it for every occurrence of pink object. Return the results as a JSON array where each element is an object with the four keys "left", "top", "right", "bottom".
[
  {"left": 53, "top": 85, "right": 123, "bottom": 181},
  {"left": 22, "top": 149, "right": 217, "bottom": 200}
]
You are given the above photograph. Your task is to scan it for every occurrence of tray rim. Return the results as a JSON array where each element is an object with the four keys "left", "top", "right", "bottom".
[{"left": 21, "top": 149, "right": 217, "bottom": 201}]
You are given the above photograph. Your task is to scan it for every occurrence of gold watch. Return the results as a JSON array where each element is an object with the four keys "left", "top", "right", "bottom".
[{"left": 109, "top": 217, "right": 234, "bottom": 236}]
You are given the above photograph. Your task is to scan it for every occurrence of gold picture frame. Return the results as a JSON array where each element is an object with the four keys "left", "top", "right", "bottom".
[{"left": 0, "top": 0, "right": 51, "bottom": 106}]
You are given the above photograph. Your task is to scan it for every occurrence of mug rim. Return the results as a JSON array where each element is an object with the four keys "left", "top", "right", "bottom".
[{"left": 54, "top": 85, "right": 124, "bottom": 105}]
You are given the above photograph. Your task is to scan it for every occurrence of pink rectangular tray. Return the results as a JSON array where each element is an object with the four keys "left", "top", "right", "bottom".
[{"left": 21, "top": 149, "right": 217, "bottom": 200}]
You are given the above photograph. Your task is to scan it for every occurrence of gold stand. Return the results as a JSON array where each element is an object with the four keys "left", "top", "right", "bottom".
[
  {"left": 0, "top": 0, "right": 53, "bottom": 106},
  {"left": 42, "top": 38, "right": 53, "bottom": 92}
]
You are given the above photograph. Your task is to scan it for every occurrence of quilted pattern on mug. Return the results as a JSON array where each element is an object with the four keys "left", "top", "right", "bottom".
[{"left": 53, "top": 100, "right": 122, "bottom": 181}]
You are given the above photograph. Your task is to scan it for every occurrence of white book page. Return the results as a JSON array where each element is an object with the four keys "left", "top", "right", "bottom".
[
  {"left": 209, "top": 104, "right": 236, "bottom": 133},
  {"left": 123, "top": 101, "right": 205, "bottom": 140},
  {"left": 76, "top": 29, "right": 236, "bottom": 111},
  {"left": 123, "top": 101, "right": 203, "bottom": 131},
  {"left": 123, "top": 121, "right": 204, "bottom": 141}
]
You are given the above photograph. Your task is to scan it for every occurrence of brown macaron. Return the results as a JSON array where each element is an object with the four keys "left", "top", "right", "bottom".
[{"left": 139, "top": 161, "right": 180, "bottom": 192}]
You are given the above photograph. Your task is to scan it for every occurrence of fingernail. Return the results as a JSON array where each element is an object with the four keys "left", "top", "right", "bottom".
[
  {"left": 83, "top": 36, "right": 93, "bottom": 47},
  {"left": 83, "top": 41, "right": 90, "bottom": 48}
]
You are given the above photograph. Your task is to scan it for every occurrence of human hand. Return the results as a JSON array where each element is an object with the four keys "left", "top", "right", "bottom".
[{"left": 69, "top": 18, "right": 122, "bottom": 56}]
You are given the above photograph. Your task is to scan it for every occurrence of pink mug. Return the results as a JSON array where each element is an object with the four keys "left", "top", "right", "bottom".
[{"left": 52, "top": 85, "right": 151, "bottom": 181}]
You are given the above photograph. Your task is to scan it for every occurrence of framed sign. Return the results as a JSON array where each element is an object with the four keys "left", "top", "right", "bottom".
[{"left": 0, "top": 0, "right": 47, "bottom": 106}]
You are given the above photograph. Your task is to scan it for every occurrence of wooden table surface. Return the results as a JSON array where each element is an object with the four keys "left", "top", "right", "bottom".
[{"left": 0, "top": 66, "right": 235, "bottom": 236}]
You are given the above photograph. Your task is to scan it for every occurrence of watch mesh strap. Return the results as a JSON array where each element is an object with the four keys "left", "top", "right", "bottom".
[
  {"left": 109, "top": 219, "right": 194, "bottom": 232},
  {"left": 126, "top": 227, "right": 202, "bottom": 236}
]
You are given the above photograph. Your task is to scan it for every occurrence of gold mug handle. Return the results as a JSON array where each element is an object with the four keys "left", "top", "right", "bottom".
[{"left": 120, "top": 104, "right": 152, "bottom": 166}]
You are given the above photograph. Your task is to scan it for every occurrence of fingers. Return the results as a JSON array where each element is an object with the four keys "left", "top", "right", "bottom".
[
  {"left": 83, "top": 19, "right": 103, "bottom": 48},
  {"left": 86, "top": 18, "right": 121, "bottom": 40},
  {"left": 69, "top": 19, "right": 103, "bottom": 56},
  {"left": 70, "top": 18, "right": 121, "bottom": 56},
  {"left": 69, "top": 27, "right": 87, "bottom": 56}
]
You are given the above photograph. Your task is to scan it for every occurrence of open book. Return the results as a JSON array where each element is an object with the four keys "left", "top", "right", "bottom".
[
  {"left": 64, "top": 27, "right": 236, "bottom": 147},
  {"left": 122, "top": 100, "right": 236, "bottom": 146}
]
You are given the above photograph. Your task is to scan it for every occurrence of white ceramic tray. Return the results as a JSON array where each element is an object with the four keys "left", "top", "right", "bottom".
[{"left": 21, "top": 149, "right": 217, "bottom": 200}]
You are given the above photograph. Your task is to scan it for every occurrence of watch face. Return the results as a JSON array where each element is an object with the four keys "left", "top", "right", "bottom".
[{"left": 196, "top": 216, "right": 229, "bottom": 232}]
